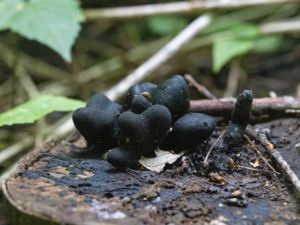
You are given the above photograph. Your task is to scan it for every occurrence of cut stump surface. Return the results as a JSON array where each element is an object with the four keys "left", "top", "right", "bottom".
[{"left": 3, "top": 119, "right": 300, "bottom": 225}]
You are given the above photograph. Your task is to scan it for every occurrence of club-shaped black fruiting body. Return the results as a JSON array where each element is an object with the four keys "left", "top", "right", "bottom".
[
  {"left": 130, "top": 95, "right": 152, "bottom": 114},
  {"left": 124, "top": 82, "right": 157, "bottom": 110},
  {"left": 107, "top": 104, "right": 172, "bottom": 168},
  {"left": 146, "top": 75, "right": 190, "bottom": 120},
  {"left": 160, "top": 113, "right": 216, "bottom": 152},
  {"left": 72, "top": 93, "right": 122, "bottom": 152},
  {"left": 224, "top": 90, "right": 253, "bottom": 147}
]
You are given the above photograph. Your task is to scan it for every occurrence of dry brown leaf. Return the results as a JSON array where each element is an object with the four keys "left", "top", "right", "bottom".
[
  {"left": 209, "top": 172, "right": 227, "bottom": 185},
  {"left": 250, "top": 159, "right": 260, "bottom": 168},
  {"left": 139, "top": 149, "right": 185, "bottom": 173}
]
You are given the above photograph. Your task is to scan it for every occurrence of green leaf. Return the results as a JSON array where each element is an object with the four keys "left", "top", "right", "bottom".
[
  {"left": 213, "top": 38, "right": 254, "bottom": 73},
  {"left": 147, "top": 16, "right": 189, "bottom": 36},
  {"left": 253, "top": 35, "right": 283, "bottom": 54},
  {"left": 0, "top": 95, "right": 85, "bottom": 127},
  {"left": 0, "top": 0, "right": 84, "bottom": 62}
]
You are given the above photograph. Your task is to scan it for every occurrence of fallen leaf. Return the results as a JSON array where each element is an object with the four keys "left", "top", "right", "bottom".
[
  {"left": 209, "top": 172, "right": 227, "bottom": 185},
  {"left": 139, "top": 149, "right": 185, "bottom": 173},
  {"left": 250, "top": 159, "right": 260, "bottom": 168}
]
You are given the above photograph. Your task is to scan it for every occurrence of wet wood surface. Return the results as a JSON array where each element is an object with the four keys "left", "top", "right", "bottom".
[{"left": 2, "top": 119, "right": 300, "bottom": 225}]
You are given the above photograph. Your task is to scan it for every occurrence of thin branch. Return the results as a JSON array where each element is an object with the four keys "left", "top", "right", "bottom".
[
  {"left": 184, "top": 74, "right": 217, "bottom": 99},
  {"left": 0, "top": 137, "right": 33, "bottom": 165},
  {"left": 84, "top": 0, "right": 298, "bottom": 20},
  {"left": 105, "top": 14, "right": 212, "bottom": 100},
  {"left": 203, "top": 131, "right": 224, "bottom": 165},
  {"left": 190, "top": 96, "right": 300, "bottom": 122},
  {"left": 0, "top": 161, "right": 18, "bottom": 190},
  {"left": 0, "top": 43, "right": 70, "bottom": 81},
  {"left": 244, "top": 134, "right": 279, "bottom": 175},
  {"left": 260, "top": 19, "right": 300, "bottom": 34},
  {"left": 246, "top": 127, "right": 300, "bottom": 196}
]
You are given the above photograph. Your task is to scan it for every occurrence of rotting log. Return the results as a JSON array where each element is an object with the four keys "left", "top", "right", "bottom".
[
  {"left": 190, "top": 96, "right": 300, "bottom": 122},
  {"left": 2, "top": 120, "right": 300, "bottom": 225}
]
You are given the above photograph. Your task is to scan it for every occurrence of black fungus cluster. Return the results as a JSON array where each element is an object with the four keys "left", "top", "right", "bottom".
[{"left": 73, "top": 75, "right": 216, "bottom": 168}]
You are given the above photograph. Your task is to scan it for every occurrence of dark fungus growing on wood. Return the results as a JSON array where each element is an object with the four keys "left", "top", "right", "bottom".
[
  {"left": 72, "top": 76, "right": 252, "bottom": 169},
  {"left": 224, "top": 90, "right": 253, "bottom": 147},
  {"left": 107, "top": 104, "right": 172, "bottom": 168},
  {"left": 130, "top": 95, "right": 152, "bottom": 114},
  {"left": 146, "top": 75, "right": 190, "bottom": 119},
  {"left": 124, "top": 82, "right": 157, "bottom": 109},
  {"left": 160, "top": 113, "right": 216, "bottom": 152},
  {"left": 107, "top": 145, "right": 140, "bottom": 168},
  {"left": 72, "top": 93, "right": 122, "bottom": 152}
]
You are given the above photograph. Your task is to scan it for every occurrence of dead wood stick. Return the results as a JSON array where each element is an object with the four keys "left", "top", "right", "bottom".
[
  {"left": 105, "top": 14, "right": 211, "bottom": 100},
  {"left": 244, "top": 135, "right": 279, "bottom": 175},
  {"left": 84, "top": 0, "right": 298, "bottom": 20},
  {"left": 190, "top": 96, "right": 300, "bottom": 122},
  {"left": 246, "top": 127, "right": 300, "bottom": 199},
  {"left": 184, "top": 74, "right": 217, "bottom": 99}
]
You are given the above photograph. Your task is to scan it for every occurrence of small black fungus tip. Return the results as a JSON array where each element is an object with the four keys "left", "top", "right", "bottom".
[
  {"left": 148, "top": 75, "right": 190, "bottom": 119},
  {"left": 107, "top": 145, "right": 140, "bottom": 168},
  {"left": 160, "top": 113, "right": 215, "bottom": 151},
  {"left": 130, "top": 95, "right": 152, "bottom": 114},
  {"left": 125, "top": 82, "right": 157, "bottom": 109},
  {"left": 223, "top": 90, "right": 254, "bottom": 148},
  {"left": 231, "top": 90, "right": 253, "bottom": 126}
]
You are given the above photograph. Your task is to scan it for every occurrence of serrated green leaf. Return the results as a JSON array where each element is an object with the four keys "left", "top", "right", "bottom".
[
  {"left": 0, "top": 0, "right": 83, "bottom": 62},
  {"left": 0, "top": 95, "right": 85, "bottom": 127},
  {"left": 147, "top": 16, "right": 189, "bottom": 36},
  {"left": 213, "top": 38, "right": 254, "bottom": 73},
  {"left": 253, "top": 35, "right": 283, "bottom": 53}
]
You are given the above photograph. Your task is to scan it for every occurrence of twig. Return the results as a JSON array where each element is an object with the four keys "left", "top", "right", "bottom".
[
  {"left": 0, "top": 161, "right": 18, "bottom": 190},
  {"left": 260, "top": 19, "right": 300, "bottom": 34},
  {"left": 184, "top": 74, "right": 217, "bottom": 99},
  {"left": 190, "top": 96, "right": 300, "bottom": 122},
  {"left": 0, "top": 43, "right": 70, "bottom": 81},
  {"left": 78, "top": 17, "right": 300, "bottom": 85},
  {"left": 0, "top": 137, "right": 33, "bottom": 165},
  {"left": 203, "top": 131, "right": 225, "bottom": 165},
  {"left": 84, "top": 0, "right": 298, "bottom": 20},
  {"left": 105, "top": 14, "right": 212, "bottom": 100},
  {"left": 223, "top": 60, "right": 241, "bottom": 97},
  {"left": 244, "top": 134, "right": 279, "bottom": 174},
  {"left": 237, "top": 165, "right": 262, "bottom": 172},
  {"left": 246, "top": 127, "right": 300, "bottom": 198}
]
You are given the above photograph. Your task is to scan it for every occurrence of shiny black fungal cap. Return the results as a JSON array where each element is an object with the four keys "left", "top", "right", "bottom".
[
  {"left": 107, "top": 145, "right": 140, "bottom": 168},
  {"left": 130, "top": 95, "right": 152, "bottom": 114},
  {"left": 86, "top": 93, "right": 122, "bottom": 112},
  {"left": 160, "top": 113, "right": 215, "bottom": 152},
  {"left": 223, "top": 90, "right": 254, "bottom": 147},
  {"left": 118, "top": 104, "right": 172, "bottom": 157},
  {"left": 231, "top": 90, "right": 253, "bottom": 127},
  {"left": 125, "top": 82, "right": 157, "bottom": 109},
  {"left": 147, "top": 75, "right": 190, "bottom": 119},
  {"left": 72, "top": 93, "right": 122, "bottom": 152}
]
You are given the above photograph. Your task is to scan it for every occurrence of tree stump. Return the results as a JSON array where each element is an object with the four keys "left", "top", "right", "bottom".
[{"left": 3, "top": 119, "right": 300, "bottom": 225}]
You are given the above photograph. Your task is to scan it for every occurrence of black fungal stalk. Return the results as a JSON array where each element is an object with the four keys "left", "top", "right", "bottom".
[{"left": 223, "top": 90, "right": 253, "bottom": 147}]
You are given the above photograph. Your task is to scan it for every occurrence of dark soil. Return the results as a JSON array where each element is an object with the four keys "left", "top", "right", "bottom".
[{"left": 3, "top": 126, "right": 300, "bottom": 225}]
